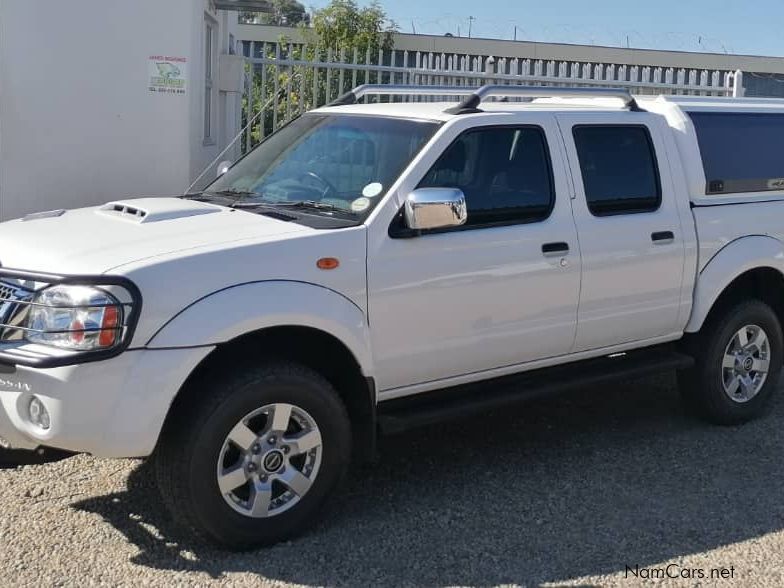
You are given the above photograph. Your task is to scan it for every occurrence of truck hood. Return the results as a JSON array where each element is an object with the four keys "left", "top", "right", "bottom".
[{"left": 0, "top": 197, "right": 310, "bottom": 274}]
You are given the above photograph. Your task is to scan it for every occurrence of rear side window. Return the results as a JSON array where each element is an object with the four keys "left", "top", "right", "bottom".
[
  {"left": 573, "top": 126, "right": 661, "bottom": 216},
  {"left": 418, "top": 126, "right": 555, "bottom": 227},
  {"left": 689, "top": 112, "right": 784, "bottom": 195}
]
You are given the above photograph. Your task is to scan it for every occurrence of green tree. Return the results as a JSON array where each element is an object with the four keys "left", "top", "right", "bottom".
[
  {"left": 244, "top": 0, "right": 396, "bottom": 149},
  {"left": 240, "top": 0, "right": 309, "bottom": 26},
  {"left": 308, "top": 0, "right": 395, "bottom": 56}
]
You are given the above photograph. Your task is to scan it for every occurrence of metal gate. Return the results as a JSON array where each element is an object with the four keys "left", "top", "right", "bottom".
[{"left": 240, "top": 41, "right": 744, "bottom": 153}]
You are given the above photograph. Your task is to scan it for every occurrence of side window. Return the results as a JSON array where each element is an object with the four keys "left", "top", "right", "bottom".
[
  {"left": 418, "top": 126, "right": 555, "bottom": 226},
  {"left": 573, "top": 125, "right": 661, "bottom": 216},
  {"left": 688, "top": 112, "right": 784, "bottom": 195}
]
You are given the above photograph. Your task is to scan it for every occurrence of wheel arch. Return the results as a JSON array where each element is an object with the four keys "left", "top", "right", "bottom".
[
  {"left": 159, "top": 325, "right": 377, "bottom": 463},
  {"left": 687, "top": 235, "right": 784, "bottom": 334},
  {"left": 149, "top": 281, "right": 377, "bottom": 462}
]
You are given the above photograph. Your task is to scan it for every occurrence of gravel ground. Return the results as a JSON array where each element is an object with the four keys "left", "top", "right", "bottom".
[{"left": 2, "top": 373, "right": 784, "bottom": 587}]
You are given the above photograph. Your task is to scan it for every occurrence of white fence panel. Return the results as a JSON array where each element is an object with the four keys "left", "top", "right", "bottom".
[{"left": 241, "top": 41, "right": 742, "bottom": 150}]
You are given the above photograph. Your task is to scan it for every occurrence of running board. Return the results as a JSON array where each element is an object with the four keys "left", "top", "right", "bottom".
[{"left": 377, "top": 347, "right": 694, "bottom": 435}]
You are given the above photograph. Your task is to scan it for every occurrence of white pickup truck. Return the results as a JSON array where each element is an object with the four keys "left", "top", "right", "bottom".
[{"left": 1, "top": 84, "right": 783, "bottom": 548}]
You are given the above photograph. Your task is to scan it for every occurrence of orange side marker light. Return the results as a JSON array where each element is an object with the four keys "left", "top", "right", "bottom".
[{"left": 317, "top": 257, "right": 340, "bottom": 270}]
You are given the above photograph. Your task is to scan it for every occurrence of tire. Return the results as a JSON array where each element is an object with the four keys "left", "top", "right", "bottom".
[
  {"left": 154, "top": 360, "right": 352, "bottom": 550},
  {"left": 679, "top": 300, "right": 783, "bottom": 425}
]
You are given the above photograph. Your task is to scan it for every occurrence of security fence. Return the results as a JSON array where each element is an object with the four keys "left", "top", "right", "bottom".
[{"left": 240, "top": 41, "right": 744, "bottom": 152}]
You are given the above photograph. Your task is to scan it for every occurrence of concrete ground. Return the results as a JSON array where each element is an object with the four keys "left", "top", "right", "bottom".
[{"left": 1, "top": 373, "right": 783, "bottom": 587}]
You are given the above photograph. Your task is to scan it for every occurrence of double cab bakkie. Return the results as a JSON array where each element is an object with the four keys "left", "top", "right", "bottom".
[{"left": 1, "top": 85, "right": 783, "bottom": 548}]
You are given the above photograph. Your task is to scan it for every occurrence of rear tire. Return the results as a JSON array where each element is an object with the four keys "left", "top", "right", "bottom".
[
  {"left": 155, "top": 360, "right": 351, "bottom": 550},
  {"left": 679, "top": 300, "right": 783, "bottom": 425}
]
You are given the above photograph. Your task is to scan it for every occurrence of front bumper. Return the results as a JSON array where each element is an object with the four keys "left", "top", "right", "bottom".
[{"left": 0, "top": 346, "right": 213, "bottom": 457}]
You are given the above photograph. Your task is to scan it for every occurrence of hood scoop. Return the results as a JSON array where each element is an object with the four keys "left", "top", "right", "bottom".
[{"left": 97, "top": 197, "right": 222, "bottom": 224}]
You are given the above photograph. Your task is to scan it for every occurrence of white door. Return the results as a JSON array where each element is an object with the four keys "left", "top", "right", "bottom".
[
  {"left": 556, "top": 113, "right": 687, "bottom": 351},
  {"left": 367, "top": 115, "right": 581, "bottom": 393}
]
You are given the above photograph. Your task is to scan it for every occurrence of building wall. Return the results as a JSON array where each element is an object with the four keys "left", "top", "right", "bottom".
[
  {"left": 743, "top": 73, "right": 784, "bottom": 98},
  {"left": 188, "top": 1, "right": 243, "bottom": 191},
  {"left": 238, "top": 24, "right": 784, "bottom": 97},
  {"left": 239, "top": 24, "right": 784, "bottom": 74},
  {"left": 0, "top": 0, "right": 243, "bottom": 221}
]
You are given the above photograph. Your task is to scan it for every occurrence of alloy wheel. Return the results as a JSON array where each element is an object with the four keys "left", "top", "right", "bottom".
[
  {"left": 216, "top": 403, "right": 323, "bottom": 518},
  {"left": 721, "top": 324, "right": 770, "bottom": 403}
]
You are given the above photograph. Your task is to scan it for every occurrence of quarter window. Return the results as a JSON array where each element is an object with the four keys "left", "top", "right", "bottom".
[
  {"left": 689, "top": 112, "right": 784, "bottom": 195},
  {"left": 418, "top": 126, "right": 555, "bottom": 226},
  {"left": 573, "top": 126, "right": 661, "bottom": 216}
]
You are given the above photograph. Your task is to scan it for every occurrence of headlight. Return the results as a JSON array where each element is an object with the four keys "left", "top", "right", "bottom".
[{"left": 25, "top": 285, "right": 124, "bottom": 351}]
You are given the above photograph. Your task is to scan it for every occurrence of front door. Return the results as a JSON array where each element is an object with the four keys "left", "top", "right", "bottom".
[{"left": 367, "top": 115, "right": 581, "bottom": 394}]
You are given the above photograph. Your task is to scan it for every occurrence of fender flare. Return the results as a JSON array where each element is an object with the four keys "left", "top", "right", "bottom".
[
  {"left": 146, "top": 280, "right": 374, "bottom": 376},
  {"left": 686, "top": 235, "right": 784, "bottom": 333}
]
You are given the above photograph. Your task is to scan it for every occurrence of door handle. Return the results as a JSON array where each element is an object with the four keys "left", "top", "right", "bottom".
[
  {"left": 542, "top": 242, "right": 570, "bottom": 256},
  {"left": 651, "top": 231, "right": 675, "bottom": 243}
]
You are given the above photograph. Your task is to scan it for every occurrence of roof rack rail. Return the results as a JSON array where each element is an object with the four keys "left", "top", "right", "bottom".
[
  {"left": 328, "top": 84, "right": 643, "bottom": 113},
  {"left": 329, "top": 85, "right": 476, "bottom": 106}
]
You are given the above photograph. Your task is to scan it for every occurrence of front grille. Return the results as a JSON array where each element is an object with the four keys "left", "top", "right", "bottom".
[
  {"left": 0, "top": 281, "right": 31, "bottom": 304},
  {"left": 0, "top": 281, "right": 32, "bottom": 341},
  {"left": 0, "top": 282, "right": 18, "bottom": 302}
]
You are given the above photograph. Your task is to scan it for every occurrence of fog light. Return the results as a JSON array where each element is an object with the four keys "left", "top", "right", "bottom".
[{"left": 28, "top": 397, "right": 51, "bottom": 430}]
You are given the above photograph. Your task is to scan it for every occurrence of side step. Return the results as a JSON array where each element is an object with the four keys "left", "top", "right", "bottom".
[{"left": 377, "top": 346, "right": 694, "bottom": 435}]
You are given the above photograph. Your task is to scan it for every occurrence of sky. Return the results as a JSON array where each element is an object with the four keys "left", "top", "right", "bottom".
[{"left": 307, "top": 0, "right": 784, "bottom": 57}]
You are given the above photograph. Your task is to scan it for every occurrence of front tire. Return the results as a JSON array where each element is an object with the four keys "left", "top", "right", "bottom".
[
  {"left": 679, "top": 300, "right": 783, "bottom": 425},
  {"left": 155, "top": 361, "right": 351, "bottom": 550}
]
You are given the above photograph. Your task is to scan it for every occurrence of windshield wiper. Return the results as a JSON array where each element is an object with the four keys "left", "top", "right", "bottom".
[
  {"left": 213, "top": 189, "right": 261, "bottom": 198},
  {"left": 273, "top": 200, "right": 357, "bottom": 216},
  {"left": 231, "top": 200, "right": 275, "bottom": 208},
  {"left": 182, "top": 189, "right": 261, "bottom": 205},
  {"left": 181, "top": 192, "right": 235, "bottom": 205},
  {"left": 186, "top": 193, "right": 357, "bottom": 218}
]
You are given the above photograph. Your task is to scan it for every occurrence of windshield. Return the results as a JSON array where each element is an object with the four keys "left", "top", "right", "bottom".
[{"left": 206, "top": 114, "right": 440, "bottom": 223}]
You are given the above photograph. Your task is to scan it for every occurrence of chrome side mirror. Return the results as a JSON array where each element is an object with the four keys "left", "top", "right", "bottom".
[
  {"left": 216, "top": 160, "right": 233, "bottom": 178},
  {"left": 404, "top": 188, "right": 467, "bottom": 231}
]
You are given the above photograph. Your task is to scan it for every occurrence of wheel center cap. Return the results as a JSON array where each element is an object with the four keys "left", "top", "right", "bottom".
[
  {"left": 262, "top": 449, "right": 285, "bottom": 473},
  {"left": 742, "top": 356, "right": 754, "bottom": 372}
]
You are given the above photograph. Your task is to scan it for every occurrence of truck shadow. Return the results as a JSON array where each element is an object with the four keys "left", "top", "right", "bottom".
[{"left": 74, "top": 374, "right": 784, "bottom": 586}]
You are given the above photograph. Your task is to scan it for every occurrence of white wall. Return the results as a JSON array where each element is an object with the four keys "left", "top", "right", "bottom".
[{"left": 0, "top": 0, "right": 243, "bottom": 221}]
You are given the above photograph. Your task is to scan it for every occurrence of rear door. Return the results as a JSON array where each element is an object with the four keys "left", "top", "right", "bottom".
[{"left": 557, "top": 112, "right": 687, "bottom": 351}]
